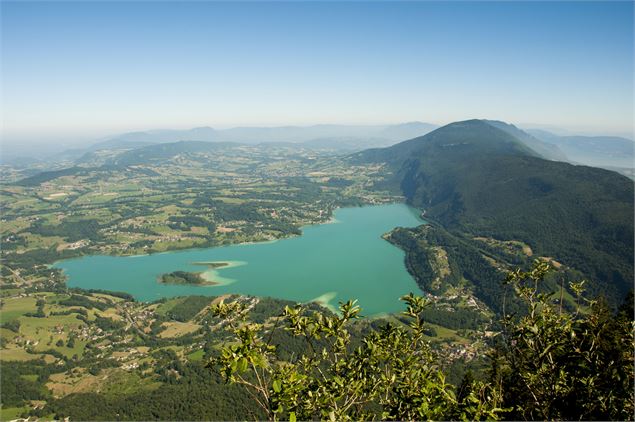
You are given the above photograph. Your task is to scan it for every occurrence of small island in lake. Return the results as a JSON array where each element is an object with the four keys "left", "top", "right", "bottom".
[
  {"left": 192, "top": 261, "right": 230, "bottom": 269},
  {"left": 158, "top": 271, "right": 218, "bottom": 286}
]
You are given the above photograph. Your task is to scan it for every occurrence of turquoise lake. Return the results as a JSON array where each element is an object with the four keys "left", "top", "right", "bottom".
[{"left": 53, "top": 203, "right": 424, "bottom": 315}]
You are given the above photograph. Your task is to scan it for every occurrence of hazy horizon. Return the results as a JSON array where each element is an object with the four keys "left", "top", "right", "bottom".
[
  {"left": 1, "top": 119, "right": 634, "bottom": 157},
  {"left": 1, "top": 1, "right": 633, "bottom": 146}
]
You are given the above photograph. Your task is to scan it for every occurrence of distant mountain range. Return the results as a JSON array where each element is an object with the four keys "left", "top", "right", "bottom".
[
  {"left": 354, "top": 119, "right": 634, "bottom": 307},
  {"left": 0, "top": 122, "right": 439, "bottom": 167},
  {"left": 3, "top": 121, "right": 633, "bottom": 179},
  {"left": 526, "top": 129, "right": 634, "bottom": 172},
  {"left": 90, "top": 122, "right": 439, "bottom": 151}
]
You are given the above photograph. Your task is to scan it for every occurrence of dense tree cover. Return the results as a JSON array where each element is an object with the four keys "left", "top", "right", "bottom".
[
  {"left": 30, "top": 219, "right": 104, "bottom": 242},
  {"left": 159, "top": 271, "right": 206, "bottom": 285},
  {"left": 92, "top": 315, "right": 126, "bottom": 331},
  {"left": 39, "top": 362, "right": 264, "bottom": 421},
  {"left": 167, "top": 215, "right": 216, "bottom": 232},
  {"left": 388, "top": 224, "right": 526, "bottom": 316},
  {"left": 2, "top": 373, "right": 47, "bottom": 409},
  {"left": 484, "top": 120, "right": 567, "bottom": 162},
  {"left": 15, "top": 167, "right": 85, "bottom": 187},
  {"left": 0, "top": 319, "right": 21, "bottom": 332},
  {"left": 493, "top": 263, "right": 634, "bottom": 420},
  {"left": 324, "top": 177, "right": 354, "bottom": 187},
  {"left": 87, "top": 358, "right": 120, "bottom": 376},
  {"left": 355, "top": 119, "right": 634, "bottom": 307},
  {"left": 2, "top": 247, "right": 81, "bottom": 276},
  {"left": 59, "top": 294, "right": 111, "bottom": 311},
  {"left": 210, "top": 296, "right": 503, "bottom": 421},
  {"left": 418, "top": 307, "right": 489, "bottom": 331},
  {"left": 54, "top": 308, "right": 89, "bottom": 318},
  {"left": 166, "top": 296, "right": 214, "bottom": 322},
  {"left": 0, "top": 359, "right": 68, "bottom": 408},
  {"left": 408, "top": 153, "right": 634, "bottom": 304},
  {"left": 211, "top": 261, "right": 634, "bottom": 421},
  {"left": 0, "top": 234, "right": 28, "bottom": 251},
  {"left": 248, "top": 297, "right": 302, "bottom": 324},
  {"left": 79, "top": 289, "right": 135, "bottom": 301}
]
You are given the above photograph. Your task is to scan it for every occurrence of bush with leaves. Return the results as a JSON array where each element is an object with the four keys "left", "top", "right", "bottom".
[
  {"left": 209, "top": 295, "right": 503, "bottom": 421},
  {"left": 209, "top": 260, "right": 634, "bottom": 421},
  {"left": 490, "top": 260, "right": 635, "bottom": 421}
]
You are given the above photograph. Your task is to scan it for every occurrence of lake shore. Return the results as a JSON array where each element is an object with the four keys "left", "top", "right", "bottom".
[
  {"left": 53, "top": 203, "right": 424, "bottom": 315},
  {"left": 194, "top": 261, "right": 246, "bottom": 286}
]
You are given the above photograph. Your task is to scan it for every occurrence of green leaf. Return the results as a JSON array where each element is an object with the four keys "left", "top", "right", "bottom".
[{"left": 237, "top": 357, "right": 248, "bottom": 372}]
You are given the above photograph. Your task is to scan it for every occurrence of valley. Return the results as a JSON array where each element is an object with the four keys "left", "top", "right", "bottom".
[
  {"left": 0, "top": 135, "right": 498, "bottom": 420},
  {"left": 1, "top": 143, "right": 397, "bottom": 279},
  {"left": 1, "top": 120, "right": 633, "bottom": 421},
  {"left": 2, "top": 1, "right": 634, "bottom": 418},
  {"left": 0, "top": 278, "right": 492, "bottom": 420},
  {"left": 52, "top": 204, "right": 424, "bottom": 315}
]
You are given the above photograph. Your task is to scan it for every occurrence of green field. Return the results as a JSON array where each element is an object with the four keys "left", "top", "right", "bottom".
[
  {"left": 187, "top": 349, "right": 205, "bottom": 361},
  {"left": 0, "top": 406, "right": 30, "bottom": 421},
  {"left": 1, "top": 297, "right": 37, "bottom": 321}
]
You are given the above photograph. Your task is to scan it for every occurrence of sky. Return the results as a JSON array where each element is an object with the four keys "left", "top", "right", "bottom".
[{"left": 1, "top": 1, "right": 633, "bottom": 146}]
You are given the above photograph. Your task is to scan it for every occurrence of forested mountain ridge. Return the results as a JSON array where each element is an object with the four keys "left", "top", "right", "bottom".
[
  {"left": 527, "top": 128, "right": 634, "bottom": 173},
  {"left": 353, "top": 119, "right": 538, "bottom": 165},
  {"left": 354, "top": 119, "right": 634, "bottom": 306},
  {"left": 483, "top": 120, "right": 568, "bottom": 161}
]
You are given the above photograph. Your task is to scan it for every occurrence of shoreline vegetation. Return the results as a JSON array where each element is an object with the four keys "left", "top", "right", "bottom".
[
  {"left": 157, "top": 271, "right": 217, "bottom": 286},
  {"left": 48, "top": 204, "right": 403, "bottom": 273}
]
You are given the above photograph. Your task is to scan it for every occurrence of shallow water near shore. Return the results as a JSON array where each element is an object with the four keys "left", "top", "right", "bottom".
[{"left": 54, "top": 203, "right": 424, "bottom": 315}]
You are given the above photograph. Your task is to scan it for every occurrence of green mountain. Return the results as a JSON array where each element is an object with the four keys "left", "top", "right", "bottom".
[
  {"left": 107, "top": 141, "right": 239, "bottom": 166},
  {"left": 483, "top": 120, "right": 568, "bottom": 161},
  {"left": 354, "top": 119, "right": 634, "bottom": 307},
  {"left": 15, "top": 165, "right": 159, "bottom": 187}
]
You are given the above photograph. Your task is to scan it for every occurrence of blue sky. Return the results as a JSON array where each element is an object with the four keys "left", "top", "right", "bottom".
[{"left": 1, "top": 1, "right": 633, "bottom": 143}]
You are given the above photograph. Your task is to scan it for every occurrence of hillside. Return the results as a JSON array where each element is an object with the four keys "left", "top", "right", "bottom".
[
  {"left": 483, "top": 120, "right": 568, "bottom": 161},
  {"left": 527, "top": 129, "right": 634, "bottom": 173},
  {"left": 355, "top": 120, "right": 634, "bottom": 306},
  {"left": 106, "top": 141, "right": 240, "bottom": 166}
]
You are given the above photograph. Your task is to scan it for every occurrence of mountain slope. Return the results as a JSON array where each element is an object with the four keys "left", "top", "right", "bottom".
[
  {"left": 106, "top": 141, "right": 238, "bottom": 166},
  {"left": 355, "top": 119, "right": 634, "bottom": 306},
  {"left": 484, "top": 120, "right": 568, "bottom": 161},
  {"left": 355, "top": 119, "right": 537, "bottom": 165},
  {"left": 527, "top": 129, "right": 634, "bottom": 171}
]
